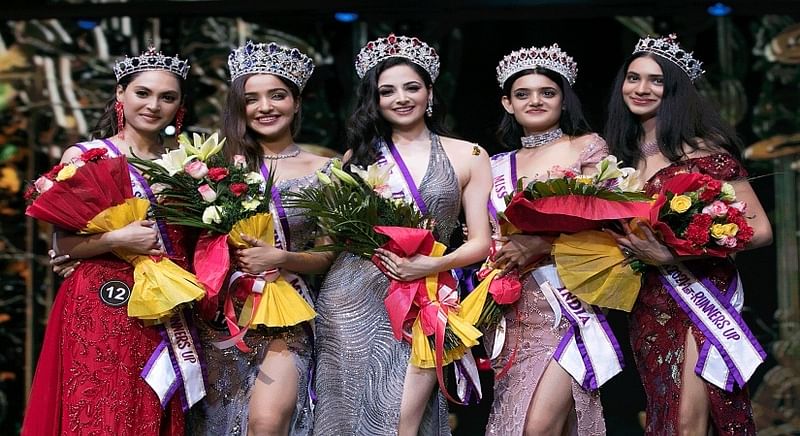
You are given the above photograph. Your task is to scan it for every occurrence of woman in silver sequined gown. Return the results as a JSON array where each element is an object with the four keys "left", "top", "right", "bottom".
[
  {"left": 485, "top": 45, "right": 608, "bottom": 435},
  {"left": 188, "top": 42, "right": 332, "bottom": 436},
  {"left": 313, "top": 35, "right": 492, "bottom": 436}
]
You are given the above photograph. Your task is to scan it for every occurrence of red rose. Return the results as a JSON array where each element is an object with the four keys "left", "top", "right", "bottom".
[
  {"left": 727, "top": 208, "right": 754, "bottom": 245},
  {"left": 699, "top": 179, "right": 722, "bottom": 202},
  {"left": 230, "top": 182, "right": 248, "bottom": 197},
  {"left": 23, "top": 184, "right": 37, "bottom": 201},
  {"left": 207, "top": 167, "right": 229, "bottom": 182},
  {"left": 683, "top": 213, "right": 713, "bottom": 247},
  {"left": 80, "top": 148, "right": 108, "bottom": 162},
  {"left": 43, "top": 163, "right": 66, "bottom": 180}
]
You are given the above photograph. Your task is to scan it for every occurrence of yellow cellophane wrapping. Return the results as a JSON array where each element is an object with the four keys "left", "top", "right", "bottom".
[
  {"left": 228, "top": 213, "right": 317, "bottom": 327},
  {"left": 552, "top": 230, "right": 642, "bottom": 312},
  {"left": 409, "top": 242, "right": 482, "bottom": 368},
  {"left": 83, "top": 198, "right": 205, "bottom": 320},
  {"left": 458, "top": 267, "right": 500, "bottom": 324}
]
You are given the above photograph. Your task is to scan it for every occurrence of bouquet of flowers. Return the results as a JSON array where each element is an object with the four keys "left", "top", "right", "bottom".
[
  {"left": 287, "top": 159, "right": 428, "bottom": 257},
  {"left": 500, "top": 156, "right": 653, "bottom": 311},
  {"left": 501, "top": 155, "right": 652, "bottom": 234},
  {"left": 287, "top": 160, "right": 483, "bottom": 400},
  {"left": 131, "top": 133, "right": 315, "bottom": 347},
  {"left": 25, "top": 148, "right": 205, "bottom": 320},
  {"left": 649, "top": 172, "right": 753, "bottom": 257}
]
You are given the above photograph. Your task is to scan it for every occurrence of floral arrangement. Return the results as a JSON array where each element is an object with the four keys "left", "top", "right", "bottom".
[
  {"left": 130, "top": 132, "right": 272, "bottom": 234},
  {"left": 285, "top": 158, "right": 429, "bottom": 257},
  {"left": 501, "top": 155, "right": 653, "bottom": 234},
  {"left": 650, "top": 172, "right": 753, "bottom": 257},
  {"left": 25, "top": 148, "right": 205, "bottom": 320}
]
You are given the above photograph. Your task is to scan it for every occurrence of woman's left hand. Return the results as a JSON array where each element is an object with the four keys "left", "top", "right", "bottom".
[
  {"left": 605, "top": 220, "right": 677, "bottom": 266},
  {"left": 374, "top": 248, "right": 443, "bottom": 282},
  {"left": 235, "top": 234, "right": 287, "bottom": 274}
]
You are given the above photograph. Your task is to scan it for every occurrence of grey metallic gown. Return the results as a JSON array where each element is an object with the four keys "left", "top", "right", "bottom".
[
  {"left": 188, "top": 168, "right": 327, "bottom": 436},
  {"left": 313, "top": 135, "right": 459, "bottom": 436}
]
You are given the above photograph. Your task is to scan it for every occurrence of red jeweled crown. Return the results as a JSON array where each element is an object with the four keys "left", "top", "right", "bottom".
[
  {"left": 354, "top": 33, "right": 440, "bottom": 82},
  {"left": 496, "top": 43, "right": 578, "bottom": 88},
  {"left": 633, "top": 34, "right": 704, "bottom": 82}
]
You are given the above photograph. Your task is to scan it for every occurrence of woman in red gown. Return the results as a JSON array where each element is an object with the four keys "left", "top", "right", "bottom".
[
  {"left": 22, "top": 47, "right": 193, "bottom": 435},
  {"left": 605, "top": 35, "right": 773, "bottom": 435}
]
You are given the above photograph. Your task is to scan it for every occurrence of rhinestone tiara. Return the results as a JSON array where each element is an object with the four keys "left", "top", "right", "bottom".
[
  {"left": 496, "top": 43, "right": 578, "bottom": 88},
  {"left": 633, "top": 34, "right": 705, "bottom": 82},
  {"left": 354, "top": 33, "right": 440, "bottom": 82},
  {"left": 113, "top": 45, "right": 190, "bottom": 81},
  {"left": 228, "top": 41, "right": 315, "bottom": 91}
]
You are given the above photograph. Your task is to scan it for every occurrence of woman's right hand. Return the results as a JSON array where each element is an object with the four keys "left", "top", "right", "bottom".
[
  {"left": 49, "top": 249, "right": 80, "bottom": 278},
  {"left": 107, "top": 220, "right": 163, "bottom": 256},
  {"left": 493, "top": 234, "right": 552, "bottom": 275}
]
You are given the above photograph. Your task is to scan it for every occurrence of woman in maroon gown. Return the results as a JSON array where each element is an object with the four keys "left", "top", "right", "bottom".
[
  {"left": 22, "top": 47, "right": 193, "bottom": 436},
  {"left": 604, "top": 35, "right": 773, "bottom": 435}
]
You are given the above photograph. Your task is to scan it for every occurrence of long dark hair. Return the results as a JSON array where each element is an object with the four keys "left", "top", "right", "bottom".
[
  {"left": 91, "top": 71, "right": 186, "bottom": 140},
  {"left": 222, "top": 73, "right": 302, "bottom": 171},
  {"left": 496, "top": 68, "right": 591, "bottom": 149},
  {"left": 346, "top": 57, "right": 448, "bottom": 168},
  {"left": 604, "top": 52, "right": 742, "bottom": 164}
]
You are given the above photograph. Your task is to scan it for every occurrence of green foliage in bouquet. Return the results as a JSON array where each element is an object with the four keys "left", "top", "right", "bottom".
[
  {"left": 129, "top": 132, "right": 274, "bottom": 233},
  {"left": 285, "top": 159, "right": 428, "bottom": 258}
]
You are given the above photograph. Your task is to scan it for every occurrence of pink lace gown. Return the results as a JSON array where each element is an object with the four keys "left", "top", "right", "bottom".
[
  {"left": 486, "top": 135, "right": 609, "bottom": 436},
  {"left": 631, "top": 154, "right": 757, "bottom": 435}
]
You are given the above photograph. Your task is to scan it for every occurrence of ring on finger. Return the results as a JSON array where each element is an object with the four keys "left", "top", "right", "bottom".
[{"left": 621, "top": 248, "right": 634, "bottom": 257}]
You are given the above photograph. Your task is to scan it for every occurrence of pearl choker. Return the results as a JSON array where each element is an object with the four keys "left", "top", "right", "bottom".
[
  {"left": 520, "top": 128, "right": 563, "bottom": 149},
  {"left": 263, "top": 145, "right": 300, "bottom": 160}
]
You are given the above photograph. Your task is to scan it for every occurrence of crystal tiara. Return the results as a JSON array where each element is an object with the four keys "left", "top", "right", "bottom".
[
  {"left": 228, "top": 41, "right": 315, "bottom": 91},
  {"left": 633, "top": 34, "right": 705, "bottom": 82},
  {"left": 496, "top": 43, "right": 578, "bottom": 88},
  {"left": 354, "top": 33, "right": 440, "bottom": 82},
  {"left": 113, "top": 45, "right": 190, "bottom": 81}
]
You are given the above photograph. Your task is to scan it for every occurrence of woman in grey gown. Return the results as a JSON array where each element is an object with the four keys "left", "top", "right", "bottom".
[
  {"left": 189, "top": 41, "right": 332, "bottom": 436},
  {"left": 312, "top": 34, "right": 492, "bottom": 436}
]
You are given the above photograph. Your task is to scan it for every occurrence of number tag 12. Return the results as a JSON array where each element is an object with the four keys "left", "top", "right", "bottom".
[{"left": 99, "top": 280, "right": 132, "bottom": 307}]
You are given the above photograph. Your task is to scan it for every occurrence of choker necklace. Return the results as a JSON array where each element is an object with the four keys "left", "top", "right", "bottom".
[
  {"left": 263, "top": 145, "right": 300, "bottom": 160},
  {"left": 640, "top": 140, "right": 660, "bottom": 157},
  {"left": 520, "top": 128, "right": 563, "bottom": 149}
]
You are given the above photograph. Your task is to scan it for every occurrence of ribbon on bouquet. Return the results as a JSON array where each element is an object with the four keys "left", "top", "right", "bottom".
[
  {"left": 658, "top": 263, "right": 765, "bottom": 391},
  {"left": 141, "top": 309, "right": 206, "bottom": 410},
  {"left": 531, "top": 264, "right": 624, "bottom": 390}
]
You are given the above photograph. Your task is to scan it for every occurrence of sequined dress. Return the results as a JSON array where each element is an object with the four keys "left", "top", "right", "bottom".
[
  {"left": 188, "top": 167, "right": 328, "bottom": 436},
  {"left": 631, "top": 153, "right": 756, "bottom": 435},
  {"left": 22, "top": 139, "right": 186, "bottom": 436},
  {"left": 486, "top": 136, "right": 608, "bottom": 436},
  {"left": 313, "top": 136, "right": 460, "bottom": 436}
]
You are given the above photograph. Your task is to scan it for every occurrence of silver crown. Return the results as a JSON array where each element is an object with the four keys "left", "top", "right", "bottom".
[
  {"left": 228, "top": 41, "right": 315, "bottom": 91},
  {"left": 355, "top": 33, "right": 440, "bottom": 82},
  {"left": 633, "top": 34, "right": 705, "bottom": 82},
  {"left": 113, "top": 45, "right": 190, "bottom": 81},
  {"left": 496, "top": 43, "right": 578, "bottom": 88}
]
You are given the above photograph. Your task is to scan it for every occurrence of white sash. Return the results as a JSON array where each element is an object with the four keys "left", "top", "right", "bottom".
[{"left": 658, "top": 263, "right": 765, "bottom": 391}]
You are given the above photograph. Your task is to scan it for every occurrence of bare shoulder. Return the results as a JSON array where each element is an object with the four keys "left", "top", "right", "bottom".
[
  {"left": 570, "top": 132, "right": 605, "bottom": 150},
  {"left": 60, "top": 145, "right": 85, "bottom": 164},
  {"left": 438, "top": 136, "right": 488, "bottom": 159}
]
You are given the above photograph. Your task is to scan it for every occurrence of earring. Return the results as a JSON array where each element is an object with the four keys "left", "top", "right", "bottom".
[
  {"left": 114, "top": 100, "right": 125, "bottom": 139},
  {"left": 426, "top": 93, "right": 433, "bottom": 117},
  {"left": 174, "top": 106, "right": 186, "bottom": 135}
]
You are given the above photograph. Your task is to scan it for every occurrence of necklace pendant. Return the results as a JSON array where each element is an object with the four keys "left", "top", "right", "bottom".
[{"left": 520, "top": 128, "right": 563, "bottom": 149}]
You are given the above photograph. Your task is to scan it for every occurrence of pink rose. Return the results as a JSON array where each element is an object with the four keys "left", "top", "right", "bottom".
[
  {"left": 184, "top": 160, "right": 209, "bottom": 179},
  {"left": 197, "top": 184, "right": 217, "bottom": 203},
  {"left": 715, "top": 235, "right": 738, "bottom": 248},
  {"left": 729, "top": 201, "right": 746, "bottom": 213},
  {"left": 233, "top": 154, "right": 247, "bottom": 169},
  {"left": 34, "top": 176, "right": 54, "bottom": 193},
  {"left": 701, "top": 200, "right": 728, "bottom": 217}
]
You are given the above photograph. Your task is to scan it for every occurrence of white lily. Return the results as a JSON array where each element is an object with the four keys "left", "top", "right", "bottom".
[
  {"left": 618, "top": 167, "right": 643, "bottom": 191},
  {"left": 201, "top": 205, "right": 223, "bottom": 224},
  {"left": 350, "top": 163, "right": 393, "bottom": 189},
  {"left": 594, "top": 155, "right": 624, "bottom": 182},
  {"left": 153, "top": 147, "right": 190, "bottom": 175},
  {"left": 178, "top": 132, "right": 226, "bottom": 162}
]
